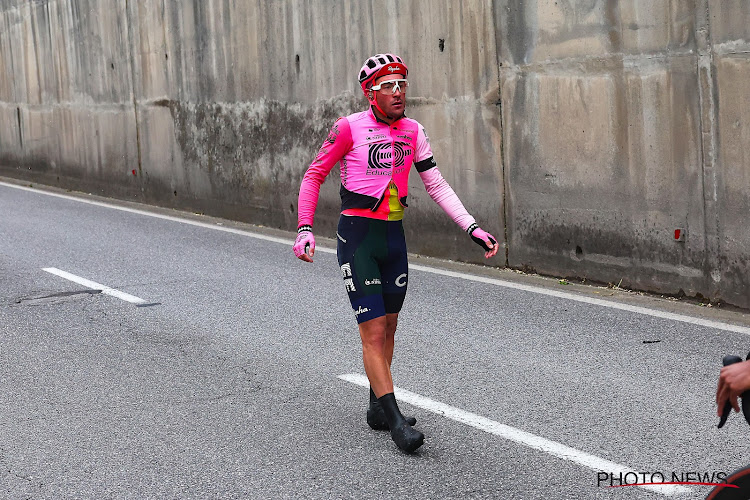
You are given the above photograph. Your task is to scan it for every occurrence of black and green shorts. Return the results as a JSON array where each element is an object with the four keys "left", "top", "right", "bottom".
[{"left": 336, "top": 215, "right": 408, "bottom": 324}]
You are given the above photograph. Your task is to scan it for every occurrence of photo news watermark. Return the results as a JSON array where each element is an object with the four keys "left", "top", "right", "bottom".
[{"left": 597, "top": 471, "right": 735, "bottom": 490}]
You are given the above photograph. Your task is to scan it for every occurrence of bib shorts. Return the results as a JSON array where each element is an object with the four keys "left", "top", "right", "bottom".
[{"left": 336, "top": 215, "right": 408, "bottom": 324}]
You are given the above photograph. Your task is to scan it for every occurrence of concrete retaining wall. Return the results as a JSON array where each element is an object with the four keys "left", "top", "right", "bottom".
[{"left": 1, "top": 0, "right": 748, "bottom": 309}]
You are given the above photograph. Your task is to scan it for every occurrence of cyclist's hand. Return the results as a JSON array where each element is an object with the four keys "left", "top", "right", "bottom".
[
  {"left": 294, "top": 227, "right": 315, "bottom": 263},
  {"left": 716, "top": 360, "right": 750, "bottom": 416},
  {"left": 469, "top": 225, "right": 499, "bottom": 259}
]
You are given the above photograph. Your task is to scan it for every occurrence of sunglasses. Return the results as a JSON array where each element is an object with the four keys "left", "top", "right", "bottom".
[{"left": 370, "top": 79, "right": 409, "bottom": 95}]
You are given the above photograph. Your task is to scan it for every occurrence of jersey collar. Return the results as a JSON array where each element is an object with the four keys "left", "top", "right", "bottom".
[{"left": 368, "top": 106, "right": 405, "bottom": 126}]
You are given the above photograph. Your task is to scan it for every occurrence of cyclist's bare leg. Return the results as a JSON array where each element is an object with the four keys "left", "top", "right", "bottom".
[
  {"left": 359, "top": 315, "right": 394, "bottom": 398},
  {"left": 384, "top": 313, "right": 398, "bottom": 369},
  {"left": 361, "top": 313, "right": 399, "bottom": 395},
  {"left": 363, "top": 312, "right": 417, "bottom": 431},
  {"left": 359, "top": 314, "right": 423, "bottom": 451}
]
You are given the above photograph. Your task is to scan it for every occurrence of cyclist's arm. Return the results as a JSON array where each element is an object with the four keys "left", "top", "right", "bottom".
[
  {"left": 298, "top": 118, "right": 353, "bottom": 228},
  {"left": 414, "top": 126, "right": 476, "bottom": 231}
]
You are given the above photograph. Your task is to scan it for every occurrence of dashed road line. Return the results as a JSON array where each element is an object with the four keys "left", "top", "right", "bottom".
[{"left": 43, "top": 267, "right": 147, "bottom": 305}]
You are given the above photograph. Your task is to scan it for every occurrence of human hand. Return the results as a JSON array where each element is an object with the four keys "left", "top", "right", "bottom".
[
  {"left": 294, "top": 227, "right": 315, "bottom": 263},
  {"left": 468, "top": 225, "right": 499, "bottom": 259},
  {"left": 716, "top": 359, "right": 750, "bottom": 416}
]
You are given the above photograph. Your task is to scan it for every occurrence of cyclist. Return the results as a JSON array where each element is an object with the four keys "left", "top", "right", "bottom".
[{"left": 293, "top": 53, "right": 498, "bottom": 453}]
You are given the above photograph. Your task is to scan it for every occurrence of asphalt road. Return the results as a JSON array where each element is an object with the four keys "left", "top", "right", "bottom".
[{"left": 2, "top": 178, "right": 750, "bottom": 499}]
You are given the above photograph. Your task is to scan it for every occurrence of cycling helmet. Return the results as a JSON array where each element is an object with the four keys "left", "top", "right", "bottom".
[{"left": 358, "top": 53, "right": 408, "bottom": 95}]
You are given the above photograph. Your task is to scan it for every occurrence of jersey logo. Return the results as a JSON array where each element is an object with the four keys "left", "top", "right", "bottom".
[
  {"left": 367, "top": 143, "right": 412, "bottom": 170},
  {"left": 395, "top": 273, "right": 407, "bottom": 287},
  {"left": 341, "top": 263, "right": 356, "bottom": 292},
  {"left": 341, "top": 263, "right": 353, "bottom": 277},
  {"left": 393, "top": 142, "right": 410, "bottom": 168},
  {"left": 354, "top": 306, "right": 370, "bottom": 316},
  {"left": 368, "top": 143, "right": 391, "bottom": 169},
  {"left": 325, "top": 124, "right": 340, "bottom": 144}
]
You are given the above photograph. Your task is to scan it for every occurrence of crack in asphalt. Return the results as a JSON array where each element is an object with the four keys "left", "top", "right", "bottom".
[
  {"left": 171, "top": 392, "right": 237, "bottom": 405},
  {"left": 10, "top": 470, "right": 33, "bottom": 482},
  {"left": 12, "top": 289, "right": 101, "bottom": 306}
]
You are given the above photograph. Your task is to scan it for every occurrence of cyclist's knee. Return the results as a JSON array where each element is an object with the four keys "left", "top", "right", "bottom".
[{"left": 359, "top": 315, "right": 388, "bottom": 349}]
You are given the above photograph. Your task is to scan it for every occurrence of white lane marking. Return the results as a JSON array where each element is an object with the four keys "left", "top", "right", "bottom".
[
  {"left": 4, "top": 181, "right": 748, "bottom": 335},
  {"left": 339, "top": 373, "right": 692, "bottom": 496},
  {"left": 408, "top": 263, "right": 750, "bottom": 336},
  {"left": 43, "top": 267, "right": 146, "bottom": 305},
  {"left": 1, "top": 181, "right": 298, "bottom": 249}
]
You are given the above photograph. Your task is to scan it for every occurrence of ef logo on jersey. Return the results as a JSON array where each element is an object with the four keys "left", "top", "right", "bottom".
[{"left": 367, "top": 142, "right": 412, "bottom": 170}]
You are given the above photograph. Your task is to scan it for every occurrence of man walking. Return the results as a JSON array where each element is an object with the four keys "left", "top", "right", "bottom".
[{"left": 294, "top": 53, "right": 498, "bottom": 452}]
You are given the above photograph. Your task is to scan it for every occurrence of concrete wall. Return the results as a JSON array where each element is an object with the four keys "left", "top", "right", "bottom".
[
  {"left": 498, "top": 0, "right": 708, "bottom": 295},
  {"left": 0, "top": 0, "right": 138, "bottom": 197},
  {"left": 496, "top": 0, "right": 749, "bottom": 308},
  {"left": 709, "top": 0, "right": 750, "bottom": 309},
  {"left": 0, "top": 0, "right": 748, "bottom": 309}
]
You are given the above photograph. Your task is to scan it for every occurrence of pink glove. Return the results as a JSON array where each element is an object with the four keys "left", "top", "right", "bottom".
[
  {"left": 468, "top": 223, "right": 498, "bottom": 258},
  {"left": 294, "top": 226, "right": 315, "bottom": 262}
]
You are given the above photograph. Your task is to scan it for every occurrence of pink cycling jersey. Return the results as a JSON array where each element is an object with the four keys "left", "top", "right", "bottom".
[{"left": 298, "top": 107, "right": 476, "bottom": 230}]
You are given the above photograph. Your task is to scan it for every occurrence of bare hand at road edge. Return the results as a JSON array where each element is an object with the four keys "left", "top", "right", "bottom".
[{"left": 716, "top": 359, "right": 750, "bottom": 415}]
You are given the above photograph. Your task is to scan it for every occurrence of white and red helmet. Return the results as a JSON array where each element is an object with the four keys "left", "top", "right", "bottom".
[{"left": 358, "top": 53, "right": 408, "bottom": 95}]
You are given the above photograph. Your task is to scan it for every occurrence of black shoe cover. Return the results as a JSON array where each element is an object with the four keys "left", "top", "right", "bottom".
[
  {"left": 368, "top": 388, "right": 416, "bottom": 430},
  {"left": 377, "top": 392, "right": 424, "bottom": 453},
  {"left": 389, "top": 420, "right": 424, "bottom": 453},
  {"left": 367, "top": 401, "right": 417, "bottom": 430}
]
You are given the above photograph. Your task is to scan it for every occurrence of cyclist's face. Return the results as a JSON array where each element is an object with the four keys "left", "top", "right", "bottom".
[{"left": 372, "top": 74, "right": 406, "bottom": 119}]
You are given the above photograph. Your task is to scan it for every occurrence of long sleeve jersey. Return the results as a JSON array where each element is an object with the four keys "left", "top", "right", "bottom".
[{"left": 298, "top": 107, "right": 476, "bottom": 230}]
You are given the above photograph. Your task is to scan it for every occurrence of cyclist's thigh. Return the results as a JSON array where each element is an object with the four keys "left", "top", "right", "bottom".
[
  {"left": 380, "top": 220, "right": 408, "bottom": 314},
  {"left": 337, "top": 216, "right": 387, "bottom": 324}
]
